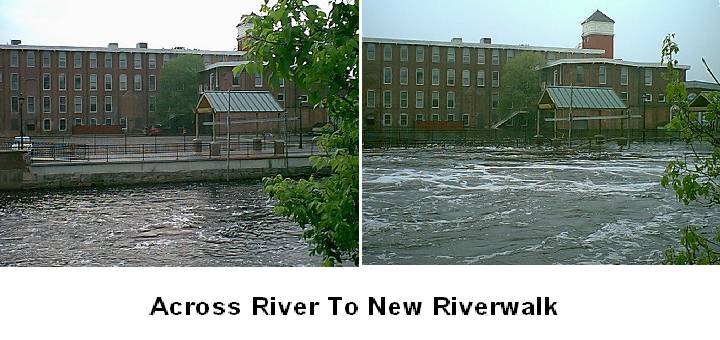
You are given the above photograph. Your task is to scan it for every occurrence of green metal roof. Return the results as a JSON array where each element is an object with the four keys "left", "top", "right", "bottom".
[
  {"left": 200, "top": 91, "right": 284, "bottom": 113},
  {"left": 539, "top": 86, "right": 627, "bottom": 110}
]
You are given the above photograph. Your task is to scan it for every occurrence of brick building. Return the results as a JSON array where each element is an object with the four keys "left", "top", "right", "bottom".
[
  {"left": 0, "top": 40, "right": 244, "bottom": 136},
  {"left": 362, "top": 10, "right": 692, "bottom": 132}
]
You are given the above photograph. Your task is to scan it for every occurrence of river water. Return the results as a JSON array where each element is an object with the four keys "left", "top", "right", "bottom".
[
  {"left": 0, "top": 181, "right": 319, "bottom": 266},
  {"left": 363, "top": 143, "right": 720, "bottom": 265}
]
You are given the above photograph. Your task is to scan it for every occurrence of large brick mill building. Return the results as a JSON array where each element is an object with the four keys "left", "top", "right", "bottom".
[{"left": 362, "top": 10, "right": 690, "bottom": 133}]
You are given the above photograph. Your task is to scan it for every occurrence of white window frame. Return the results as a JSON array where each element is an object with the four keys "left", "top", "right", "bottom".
[
  {"left": 400, "top": 67, "right": 408, "bottom": 85},
  {"left": 462, "top": 114, "right": 470, "bottom": 127},
  {"left": 148, "top": 54, "right": 156, "bottom": 69},
  {"left": 620, "top": 67, "right": 628, "bottom": 86},
  {"left": 10, "top": 73, "right": 18, "bottom": 90},
  {"left": 149, "top": 74, "right": 156, "bottom": 91},
  {"left": 10, "top": 51, "right": 19, "bottom": 67},
  {"left": 43, "top": 73, "right": 51, "bottom": 90},
  {"left": 366, "top": 90, "right": 375, "bottom": 108},
  {"left": 59, "top": 96, "right": 67, "bottom": 113},
  {"left": 415, "top": 91, "right": 424, "bottom": 108},
  {"left": 415, "top": 46, "right": 424, "bottom": 62},
  {"left": 431, "top": 91, "right": 439, "bottom": 108},
  {"left": 74, "top": 96, "right": 82, "bottom": 113},
  {"left": 383, "top": 45, "right": 392, "bottom": 60},
  {"left": 462, "top": 48, "right": 470, "bottom": 64},
  {"left": 383, "top": 90, "right": 392, "bottom": 108},
  {"left": 447, "top": 91, "right": 455, "bottom": 109},
  {"left": 447, "top": 113, "right": 455, "bottom": 122},
  {"left": 43, "top": 96, "right": 51, "bottom": 113},
  {"left": 59, "top": 118, "right": 67, "bottom": 131},
  {"left": 477, "top": 49, "right": 485, "bottom": 64},
  {"left": 416, "top": 68, "right": 424, "bottom": 85},
  {"left": 383, "top": 113, "right": 392, "bottom": 126},
  {"left": 59, "top": 73, "right": 66, "bottom": 90},
  {"left": 658, "top": 93, "right": 666, "bottom": 103},
  {"left": 400, "top": 45, "right": 408, "bottom": 61},
  {"left": 27, "top": 51, "right": 35, "bottom": 67},
  {"left": 90, "top": 118, "right": 97, "bottom": 126},
  {"left": 447, "top": 48, "right": 455, "bottom": 64},
  {"left": 384, "top": 67, "right": 392, "bottom": 84},
  {"left": 432, "top": 113, "right": 440, "bottom": 121},
  {"left": 43, "top": 118, "right": 51, "bottom": 131},
  {"left": 134, "top": 74, "right": 142, "bottom": 91},
  {"left": 431, "top": 68, "right": 439, "bottom": 85},
  {"left": 89, "top": 74, "right": 97, "bottom": 91},
  {"left": 105, "top": 74, "right": 112, "bottom": 90},
  {"left": 367, "top": 44, "right": 376, "bottom": 60},
  {"left": 492, "top": 49, "right": 500, "bottom": 65},
  {"left": 105, "top": 53, "right": 113, "bottom": 68},
  {"left": 134, "top": 53, "right": 142, "bottom": 69},
  {"left": 415, "top": 113, "right": 424, "bottom": 122},
  {"left": 644, "top": 69, "right": 652, "bottom": 86},
  {"left": 447, "top": 69, "right": 455, "bottom": 86},
  {"left": 74, "top": 118, "right": 83, "bottom": 126},
  {"left": 399, "top": 113, "right": 408, "bottom": 126},
  {"left": 90, "top": 96, "right": 97, "bottom": 113},
  {"left": 432, "top": 47, "right": 440, "bottom": 63},
  {"left": 644, "top": 93, "right": 652, "bottom": 102},
  {"left": 58, "top": 51, "right": 67, "bottom": 68},
  {"left": 27, "top": 96, "right": 35, "bottom": 113},
  {"left": 120, "top": 74, "right": 128, "bottom": 91},
  {"left": 599, "top": 65, "right": 606, "bottom": 85},
  {"left": 620, "top": 92, "right": 628, "bottom": 101},
  {"left": 104, "top": 96, "right": 112, "bottom": 113},
  {"left": 462, "top": 70, "right": 470, "bottom": 87},
  {"left": 119, "top": 53, "right": 127, "bottom": 69},
  {"left": 477, "top": 70, "right": 485, "bottom": 87},
  {"left": 89, "top": 52, "right": 97, "bottom": 69},
  {"left": 74, "top": 74, "right": 82, "bottom": 90},
  {"left": 74, "top": 52, "right": 82, "bottom": 68},
  {"left": 492, "top": 71, "right": 500, "bottom": 87},
  {"left": 399, "top": 91, "right": 408, "bottom": 108}
]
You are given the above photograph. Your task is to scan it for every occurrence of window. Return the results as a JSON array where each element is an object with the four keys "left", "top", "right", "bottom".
[
  {"left": 462, "top": 114, "right": 470, "bottom": 126},
  {"left": 644, "top": 93, "right": 652, "bottom": 102},
  {"left": 658, "top": 93, "right": 666, "bottom": 103},
  {"left": 383, "top": 113, "right": 392, "bottom": 126},
  {"left": 74, "top": 96, "right": 82, "bottom": 113},
  {"left": 462, "top": 70, "right": 470, "bottom": 86},
  {"left": 105, "top": 118, "right": 112, "bottom": 125},
  {"left": 644, "top": 69, "right": 652, "bottom": 86},
  {"left": 399, "top": 113, "right": 408, "bottom": 126},
  {"left": 43, "top": 73, "right": 51, "bottom": 90},
  {"left": 89, "top": 74, "right": 97, "bottom": 91},
  {"left": 74, "top": 52, "right": 82, "bottom": 68},
  {"left": 620, "top": 67, "right": 628, "bottom": 85},
  {"left": 59, "top": 118, "right": 66, "bottom": 131},
  {"left": 599, "top": 65, "right": 606, "bottom": 85},
  {"left": 447, "top": 69, "right": 455, "bottom": 86},
  {"left": 492, "top": 93, "right": 499, "bottom": 109},
  {"left": 149, "top": 75, "right": 156, "bottom": 91},
  {"left": 90, "top": 96, "right": 97, "bottom": 113},
  {"left": 59, "top": 73, "right": 66, "bottom": 90},
  {"left": 134, "top": 53, "right": 142, "bottom": 69},
  {"left": 11, "top": 73, "right": 18, "bottom": 90},
  {"left": 277, "top": 93, "right": 284, "bottom": 101},
  {"left": 492, "top": 49, "right": 500, "bottom": 65},
  {"left": 11, "top": 96, "right": 18, "bottom": 113},
  {"left": 416, "top": 114, "right": 424, "bottom": 122},
  {"left": 620, "top": 92, "right": 628, "bottom": 101},
  {"left": 89, "top": 52, "right": 97, "bottom": 68},
  {"left": 447, "top": 113, "right": 455, "bottom": 121},
  {"left": 415, "top": 91, "right": 424, "bottom": 108},
  {"left": 553, "top": 70, "right": 558, "bottom": 85},
  {"left": 120, "top": 117, "right": 127, "bottom": 129},
  {"left": 416, "top": 68, "right": 424, "bottom": 85},
  {"left": 119, "top": 53, "right": 127, "bottom": 69},
  {"left": 447, "top": 91, "right": 455, "bottom": 108},
  {"left": 432, "top": 114, "right": 440, "bottom": 121},
  {"left": 104, "top": 74, "right": 112, "bottom": 90},
  {"left": 507, "top": 50, "right": 514, "bottom": 63},
  {"left": 134, "top": 74, "right": 142, "bottom": 91},
  {"left": 43, "top": 118, "right": 51, "bottom": 131},
  {"left": 432, "top": 91, "right": 439, "bottom": 108},
  {"left": 59, "top": 96, "right": 67, "bottom": 113},
  {"left": 27, "top": 51, "right": 35, "bottom": 67},
  {"left": 367, "top": 90, "right": 375, "bottom": 108},
  {"left": 400, "top": 91, "right": 408, "bottom": 108},
  {"left": 90, "top": 118, "right": 97, "bottom": 126},
  {"left": 477, "top": 71, "right": 485, "bottom": 87},
  {"left": 400, "top": 46, "right": 408, "bottom": 61},
  {"left": 416, "top": 47, "right": 424, "bottom": 62},
  {"left": 432, "top": 47, "right": 440, "bottom": 63},
  {"left": 383, "top": 90, "right": 392, "bottom": 108},
  {"left": 576, "top": 66, "right": 584, "bottom": 83},
  {"left": 74, "top": 118, "right": 83, "bottom": 126},
  {"left": 431, "top": 68, "right": 439, "bottom": 85},
  {"left": 367, "top": 44, "right": 376, "bottom": 60},
  {"left": 42, "top": 51, "right": 50, "bottom": 67},
  {"left": 43, "top": 96, "right": 51, "bottom": 113},
  {"left": 447, "top": 48, "right": 455, "bottom": 64},
  {"left": 119, "top": 74, "right": 128, "bottom": 90},
  {"left": 10, "top": 51, "right": 19, "bottom": 67},
  {"left": 105, "top": 53, "right": 112, "bottom": 68},
  {"left": 492, "top": 71, "right": 499, "bottom": 87},
  {"left": 148, "top": 54, "right": 156, "bottom": 69},
  {"left": 547, "top": 52, "right": 556, "bottom": 61},
  {"left": 279, "top": 78, "right": 285, "bottom": 87},
  {"left": 298, "top": 95, "right": 308, "bottom": 103},
  {"left": 383, "top": 45, "right": 392, "bottom": 60},
  {"left": 149, "top": 96, "right": 156, "bottom": 112},
  {"left": 254, "top": 73, "right": 262, "bottom": 87},
  {"left": 477, "top": 49, "right": 485, "bottom": 64},
  {"left": 462, "top": 48, "right": 470, "bottom": 64},
  {"left": 27, "top": 96, "right": 35, "bottom": 113},
  {"left": 400, "top": 67, "right": 408, "bottom": 85},
  {"left": 74, "top": 74, "right": 82, "bottom": 90},
  {"left": 58, "top": 52, "right": 66, "bottom": 68},
  {"left": 384, "top": 67, "right": 392, "bottom": 84},
  {"left": 232, "top": 72, "right": 240, "bottom": 86}
]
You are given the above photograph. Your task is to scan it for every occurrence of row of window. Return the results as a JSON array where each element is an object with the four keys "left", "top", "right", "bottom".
[
  {"left": 9, "top": 95, "right": 157, "bottom": 114},
  {"left": 381, "top": 113, "right": 471, "bottom": 127},
  {"left": 368, "top": 44, "right": 507, "bottom": 65},
  {"left": 4, "top": 50, "right": 169, "bottom": 69},
  {"left": 382, "top": 67, "right": 499, "bottom": 87},
  {"left": 35, "top": 117, "right": 117, "bottom": 132},
  {"left": 557, "top": 66, "right": 654, "bottom": 86},
  {"left": 367, "top": 90, "right": 500, "bottom": 110},
  {"left": 7, "top": 73, "right": 156, "bottom": 92}
]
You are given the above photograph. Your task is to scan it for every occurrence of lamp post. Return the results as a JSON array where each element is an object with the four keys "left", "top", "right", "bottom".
[
  {"left": 297, "top": 95, "right": 303, "bottom": 149},
  {"left": 19, "top": 93, "right": 25, "bottom": 149}
]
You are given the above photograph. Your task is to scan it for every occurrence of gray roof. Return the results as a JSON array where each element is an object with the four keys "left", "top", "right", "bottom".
[
  {"left": 363, "top": 37, "right": 605, "bottom": 55},
  {"left": 540, "top": 86, "right": 627, "bottom": 110},
  {"left": 684, "top": 80, "right": 720, "bottom": 91},
  {"left": 203, "top": 61, "right": 250, "bottom": 71},
  {"left": 582, "top": 10, "right": 614, "bottom": 24},
  {"left": 0, "top": 44, "right": 245, "bottom": 56},
  {"left": 200, "top": 91, "right": 283, "bottom": 113},
  {"left": 543, "top": 58, "right": 691, "bottom": 70}
]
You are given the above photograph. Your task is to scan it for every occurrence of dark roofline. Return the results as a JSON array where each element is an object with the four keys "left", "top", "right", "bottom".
[{"left": 582, "top": 10, "right": 615, "bottom": 24}]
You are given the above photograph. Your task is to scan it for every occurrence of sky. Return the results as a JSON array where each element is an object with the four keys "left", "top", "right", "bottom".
[
  {"left": 362, "top": 0, "right": 720, "bottom": 82},
  {"left": 0, "top": 0, "right": 331, "bottom": 51}
]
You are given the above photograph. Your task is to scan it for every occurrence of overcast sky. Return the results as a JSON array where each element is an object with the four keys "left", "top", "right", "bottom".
[
  {"left": 0, "top": 0, "right": 330, "bottom": 51},
  {"left": 362, "top": 0, "right": 720, "bottom": 82}
]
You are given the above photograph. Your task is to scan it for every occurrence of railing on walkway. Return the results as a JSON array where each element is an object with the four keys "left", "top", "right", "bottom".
[{"left": 1, "top": 139, "right": 320, "bottom": 163}]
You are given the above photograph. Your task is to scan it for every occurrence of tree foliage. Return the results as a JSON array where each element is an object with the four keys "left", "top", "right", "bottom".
[
  {"left": 498, "top": 52, "right": 547, "bottom": 124},
  {"left": 155, "top": 54, "right": 205, "bottom": 132},
  {"left": 660, "top": 33, "right": 720, "bottom": 264},
  {"left": 235, "top": 0, "right": 358, "bottom": 266}
]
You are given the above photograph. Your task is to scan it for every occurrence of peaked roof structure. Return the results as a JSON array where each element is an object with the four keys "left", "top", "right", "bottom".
[
  {"left": 582, "top": 10, "right": 615, "bottom": 24},
  {"left": 538, "top": 86, "right": 627, "bottom": 110},
  {"left": 196, "top": 91, "right": 283, "bottom": 113}
]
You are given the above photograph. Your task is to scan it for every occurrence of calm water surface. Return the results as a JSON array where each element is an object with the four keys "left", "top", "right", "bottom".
[
  {"left": 0, "top": 181, "right": 319, "bottom": 266},
  {"left": 363, "top": 144, "right": 719, "bottom": 264}
]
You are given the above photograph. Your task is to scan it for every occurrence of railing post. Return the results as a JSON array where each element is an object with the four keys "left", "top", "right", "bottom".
[
  {"left": 142, "top": 144, "right": 145, "bottom": 162},
  {"left": 106, "top": 145, "right": 109, "bottom": 163}
]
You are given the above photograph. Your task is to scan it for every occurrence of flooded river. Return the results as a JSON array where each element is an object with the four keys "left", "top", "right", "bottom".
[
  {"left": 0, "top": 181, "right": 318, "bottom": 266},
  {"left": 362, "top": 144, "right": 719, "bottom": 264}
]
